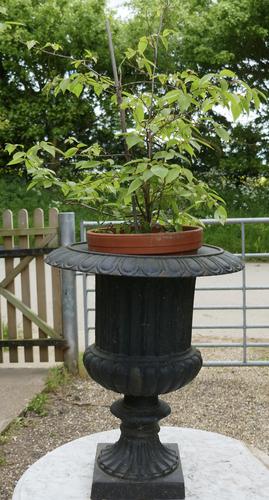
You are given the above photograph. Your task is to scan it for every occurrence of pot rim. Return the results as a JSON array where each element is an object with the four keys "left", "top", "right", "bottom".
[{"left": 87, "top": 225, "right": 202, "bottom": 238}]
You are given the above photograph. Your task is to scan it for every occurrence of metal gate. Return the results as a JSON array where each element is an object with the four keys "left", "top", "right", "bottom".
[{"left": 80, "top": 217, "right": 269, "bottom": 367}]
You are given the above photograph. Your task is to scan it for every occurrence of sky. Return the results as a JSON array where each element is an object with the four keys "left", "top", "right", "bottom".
[{"left": 107, "top": 0, "right": 131, "bottom": 19}]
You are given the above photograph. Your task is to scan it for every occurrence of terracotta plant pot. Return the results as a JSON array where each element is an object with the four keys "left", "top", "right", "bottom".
[{"left": 87, "top": 226, "right": 203, "bottom": 255}]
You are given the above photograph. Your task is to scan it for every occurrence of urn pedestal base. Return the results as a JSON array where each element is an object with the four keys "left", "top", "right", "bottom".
[{"left": 91, "top": 443, "right": 185, "bottom": 500}]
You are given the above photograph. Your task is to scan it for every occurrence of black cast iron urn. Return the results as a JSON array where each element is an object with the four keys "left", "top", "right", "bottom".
[{"left": 46, "top": 244, "right": 243, "bottom": 499}]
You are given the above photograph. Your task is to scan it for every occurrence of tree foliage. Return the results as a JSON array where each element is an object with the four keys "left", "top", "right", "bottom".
[
  {"left": 125, "top": 0, "right": 269, "bottom": 181},
  {"left": 0, "top": 0, "right": 113, "bottom": 169},
  {"left": 0, "top": 0, "right": 268, "bottom": 187}
]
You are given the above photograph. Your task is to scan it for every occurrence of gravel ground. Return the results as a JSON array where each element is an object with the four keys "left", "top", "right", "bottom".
[{"left": 0, "top": 360, "right": 269, "bottom": 500}]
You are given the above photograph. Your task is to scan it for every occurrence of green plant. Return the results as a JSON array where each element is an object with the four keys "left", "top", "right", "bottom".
[
  {"left": 0, "top": 454, "right": 7, "bottom": 466},
  {"left": 1, "top": 323, "right": 9, "bottom": 352},
  {"left": 6, "top": 13, "right": 264, "bottom": 232},
  {"left": 11, "top": 417, "right": 27, "bottom": 429},
  {"left": 0, "top": 435, "right": 8, "bottom": 445},
  {"left": 2, "top": 323, "right": 8, "bottom": 340},
  {"left": 26, "top": 393, "right": 48, "bottom": 416},
  {"left": 45, "top": 366, "right": 70, "bottom": 393},
  {"left": 78, "top": 352, "right": 89, "bottom": 379}
]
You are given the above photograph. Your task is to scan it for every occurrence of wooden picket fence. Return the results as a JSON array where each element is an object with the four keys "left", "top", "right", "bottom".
[{"left": 0, "top": 208, "right": 66, "bottom": 364}]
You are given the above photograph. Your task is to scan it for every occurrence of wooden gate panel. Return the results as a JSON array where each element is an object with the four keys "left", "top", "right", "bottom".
[
  {"left": 3, "top": 210, "right": 18, "bottom": 362},
  {"left": 0, "top": 208, "right": 65, "bottom": 364},
  {"left": 18, "top": 209, "right": 33, "bottom": 362},
  {"left": 34, "top": 208, "right": 48, "bottom": 362},
  {"left": 49, "top": 208, "right": 64, "bottom": 362}
]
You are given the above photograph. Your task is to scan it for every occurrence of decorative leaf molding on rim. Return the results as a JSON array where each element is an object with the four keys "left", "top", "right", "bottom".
[{"left": 46, "top": 243, "right": 243, "bottom": 278}]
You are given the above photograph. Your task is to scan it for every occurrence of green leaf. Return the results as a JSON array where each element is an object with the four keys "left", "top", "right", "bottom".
[
  {"left": 7, "top": 156, "right": 25, "bottom": 165},
  {"left": 161, "top": 89, "right": 180, "bottom": 105},
  {"left": 93, "top": 83, "right": 103, "bottom": 96},
  {"left": 144, "top": 60, "right": 153, "bottom": 77},
  {"left": 199, "top": 73, "right": 215, "bottom": 85},
  {"left": 181, "top": 168, "right": 193, "bottom": 182},
  {"left": 151, "top": 165, "right": 168, "bottom": 180},
  {"left": 125, "top": 48, "right": 136, "bottom": 59},
  {"left": 135, "top": 163, "right": 147, "bottom": 173},
  {"left": 143, "top": 170, "right": 154, "bottom": 182},
  {"left": 59, "top": 78, "right": 70, "bottom": 93},
  {"left": 161, "top": 35, "right": 168, "bottom": 51},
  {"left": 182, "top": 143, "right": 194, "bottom": 156},
  {"left": 138, "top": 36, "right": 148, "bottom": 54},
  {"left": 75, "top": 160, "right": 99, "bottom": 169},
  {"left": 154, "top": 150, "right": 176, "bottom": 161},
  {"left": 162, "top": 29, "right": 175, "bottom": 37},
  {"left": 5, "top": 143, "right": 18, "bottom": 155},
  {"left": 166, "top": 168, "right": 180, "bottom": 184},
  {"left": 26, "top": 40, "right": 38, "bottom": 50},
  {"left": 215, "top": 125, "right": 230, "bottom": 142},
  {"left": 202, "top": 98, "right": 214, "bottom": 113},
  {"left": 220, "top": 69, "right": 236, "bottom": 78},
  {"left": 134, "top": 103, "right": 144, "bottom": 123},
  {"left": 64, "top": 147, "right": 78, "bottom": 158},
  {"left": 178, "top": 93, "right": 192, "bottom": 112},
  {"left": 158, "top": 74, "right": 167, "bottom": 86},
  {"left": 43, "top": 42, "right": 63, "bottom": 52},
  {"left": 40, "top": 142, "right": 56, "bottom": 157},
  {"left": 61, "top": 184, "right": 70, "bottom": 196},
  {"left": 5, "top": 21, "right": 25, "bottom": 26},
  {"left": 214, "top": 205, "right": 227, "bottom": 223},
  {"left": 229, "top": 95, "right": 242, "bottom": 121},
  {"left": 127, "top": 178, "right": 143, "bottom": 195},
  {"left": 84, "top": 49, "right": 98, "bottom": 62},
  {"left": 0, "top": 22, "right": 8, "bottom": 33},
  {"left": 70, "top": 82, "right": 83, "bottom": 98},
  {"left": 12, "top": 151, "right": 25, "bottom": 160},
  {"left": 126, "top": 134, "right": 143, "bottom": 150},
  {"left": 252, "top": 90, "right": 261, "bottom": 110}
]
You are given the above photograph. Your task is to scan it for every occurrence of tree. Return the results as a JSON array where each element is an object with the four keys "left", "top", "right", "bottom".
[
  {"left": 0, "top": 0, "right": 113, "bottom": 169},
  {"left": 125, "top": 0, "right": 268, "bottom": 180}
]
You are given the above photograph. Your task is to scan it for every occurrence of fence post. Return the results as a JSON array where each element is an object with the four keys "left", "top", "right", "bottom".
[{"left": 59, "top": 212, "right": 78, "bottom": 374}]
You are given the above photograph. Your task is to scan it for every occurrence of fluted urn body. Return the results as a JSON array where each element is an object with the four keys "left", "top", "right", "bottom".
[{"left": 84, "top": 274, "right": 202, "bottom": 397}]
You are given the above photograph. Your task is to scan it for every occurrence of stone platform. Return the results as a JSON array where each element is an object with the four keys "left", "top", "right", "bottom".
[{"left": 13, "top": 427, "right": 269, "bottom": 500}]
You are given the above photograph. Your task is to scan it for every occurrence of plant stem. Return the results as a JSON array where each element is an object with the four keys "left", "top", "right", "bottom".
[{"left": 105, "top": 18, "right": 139, "bottom": 232}]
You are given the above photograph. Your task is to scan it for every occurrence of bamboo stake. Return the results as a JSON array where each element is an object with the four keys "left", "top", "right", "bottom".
[{"left": 105, "top": 18, "right": 139, "bottom": 231}]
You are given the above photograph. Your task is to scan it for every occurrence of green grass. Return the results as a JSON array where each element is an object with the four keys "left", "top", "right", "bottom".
[
  {"left": 78, "top": 352, "right": 88, "bottom": 379},
  {"left": 24, "top": 366, "right": 71, "bottom": 416},
  {"left": 0, "top": 454, "right": 7, "bottom": 466},
  {"left": 25, "top": 393, "right": 48, "bottom": 416},
  {"left": 203, "top": 222, "right": 269, "bottom": 255},
  {"left": 44, "top": 366, "right": 71, "bottom": 393},
  {"left": 0, "top": 435, "right": 8, "bottom": 445},
  {"left": 202, "top": 182, "right": 269, "bottom": 254}
]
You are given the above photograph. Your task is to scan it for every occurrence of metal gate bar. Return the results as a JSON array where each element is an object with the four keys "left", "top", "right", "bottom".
[{"left": 80, "top": 218, "right": 269, "bottom": 367}]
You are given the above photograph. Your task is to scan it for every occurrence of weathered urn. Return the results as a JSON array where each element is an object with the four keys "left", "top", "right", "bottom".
[{"left": 46, "top": 243, "right": 243, "bottom": 499}]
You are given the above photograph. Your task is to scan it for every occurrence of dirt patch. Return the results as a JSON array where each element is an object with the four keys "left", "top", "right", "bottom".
[{"left": 0, "top": 364, "right": 268, "bottom": 500}]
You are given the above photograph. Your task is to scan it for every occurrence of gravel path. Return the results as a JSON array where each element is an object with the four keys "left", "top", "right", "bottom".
[{"left": 0, "top": 362, "right": 268, "bottom": 500}]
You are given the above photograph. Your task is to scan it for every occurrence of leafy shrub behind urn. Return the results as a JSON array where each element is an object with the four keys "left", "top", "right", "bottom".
[{"left": 6, "top": 27, "right": 264, "bottom": 233}]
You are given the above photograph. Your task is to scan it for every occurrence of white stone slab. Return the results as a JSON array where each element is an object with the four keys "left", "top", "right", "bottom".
[{"left": 13, "top": 426, "right": 269, "bottom": 500}]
